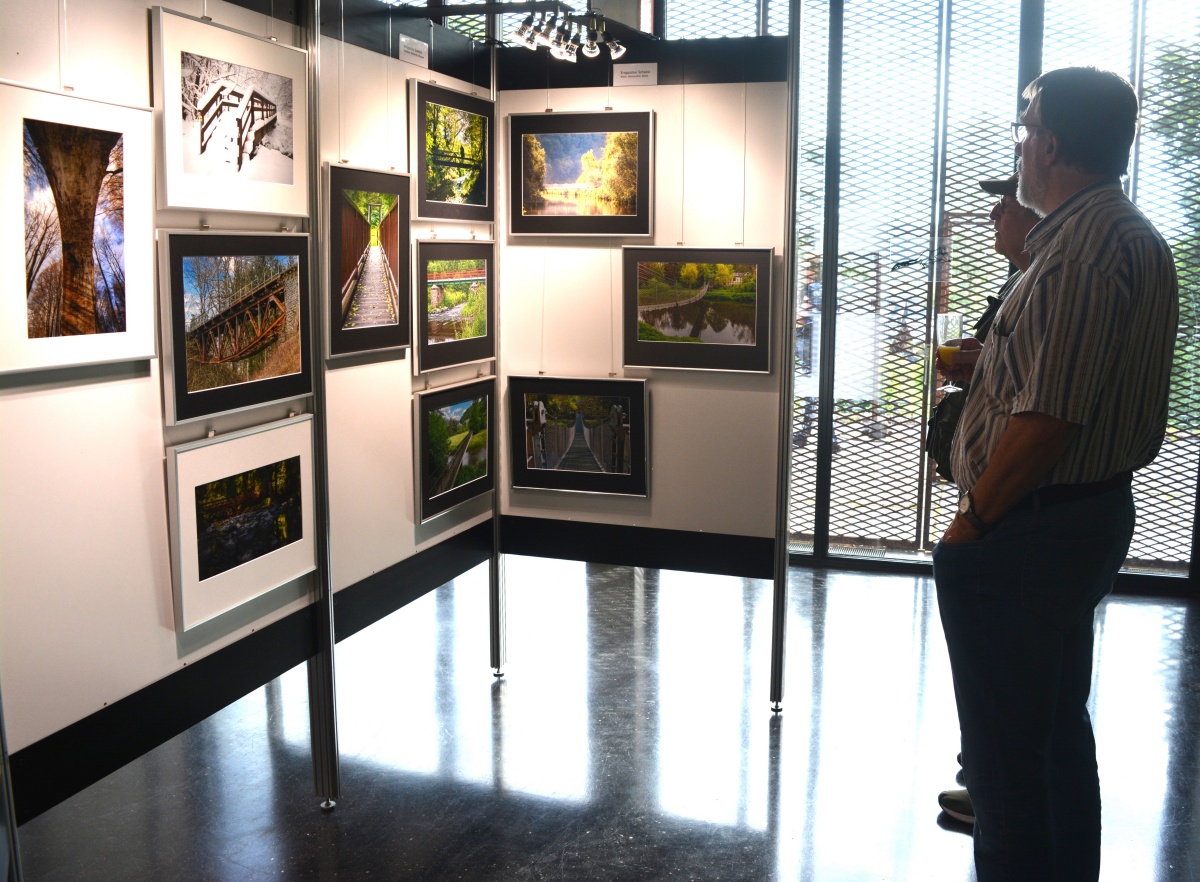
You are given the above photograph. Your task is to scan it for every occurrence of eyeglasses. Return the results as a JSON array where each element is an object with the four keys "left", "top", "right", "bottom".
[{"left": 1010, "top": 122, "right": 1041, "bottom": 144}]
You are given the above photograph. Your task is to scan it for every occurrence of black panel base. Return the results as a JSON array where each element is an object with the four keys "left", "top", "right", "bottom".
[{"left": 501, "top": 515, "right": 774, "bottom": 580}]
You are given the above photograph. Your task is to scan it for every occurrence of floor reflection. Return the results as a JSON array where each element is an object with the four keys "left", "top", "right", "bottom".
[{"left": 17, "top": 558, "right": 1199, "bottom": 881}]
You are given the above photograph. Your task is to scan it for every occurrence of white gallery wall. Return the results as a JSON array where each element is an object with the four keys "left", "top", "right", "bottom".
[
  {"left": 0, "top": 0, "right": 789, "bottom": 756},
  {"left": 497, "top": 83, "right": 787, "bottom": 536}
]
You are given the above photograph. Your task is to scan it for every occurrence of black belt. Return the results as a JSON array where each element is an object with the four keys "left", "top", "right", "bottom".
[{"left": 1010, "top": 471, "right": 1133, "bottom": 513}]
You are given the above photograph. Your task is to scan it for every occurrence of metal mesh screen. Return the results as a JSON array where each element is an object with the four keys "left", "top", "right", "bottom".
[
  {"left": 442, "top": 0, "right": 488, "bottom": 42},
  {"left": 1127, "top": 0, "right": 1200, "bottom": 571},
  {"left": 789, "top": 0, "right": 1197, "bottom": 574},
  {"left": 665, "top": 0, "right": 762, "bottom": 39},
  {"left": 787, "top": 0, "right": 829, "bottom": 549}
]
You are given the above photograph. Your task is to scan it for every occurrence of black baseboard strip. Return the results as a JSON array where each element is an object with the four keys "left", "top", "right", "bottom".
[
  {"left": 10, "top": 604, "right": 318, "bottom": 826},
  {"left": 11, "top": 519, "right": 496, "bottom": 827},
  {"left": 333, "top": 520, "right": 494, "bottom": 642},
  {"left": 501, "top": 516, "right": 775, "bottom": 580}
]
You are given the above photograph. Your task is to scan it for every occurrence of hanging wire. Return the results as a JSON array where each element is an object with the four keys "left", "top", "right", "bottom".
[
  {"left": 538, "top": 247, "right": 547, "bottom": 373},
  {"left": 338, "top": 1, "right": 345, "bottom": 162},
  {"left": 678, "top": 83, "right": 686, "bottom": 244},
  {"left": 58, "top": 0, "right": 70, "bottom": 91},
  {"left": 741, "top": 81, "right": 749, "bottom": 245},
  {"left": 609, "top": 248, "right": 617, "bottom": 376}
]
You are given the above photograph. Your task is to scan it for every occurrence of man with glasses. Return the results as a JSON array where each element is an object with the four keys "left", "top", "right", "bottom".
[{"left": 933, "top": 67, "right": 1178, "bottom": 881}]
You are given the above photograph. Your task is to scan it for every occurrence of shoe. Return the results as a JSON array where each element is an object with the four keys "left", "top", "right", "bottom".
[{"left": 938, "top": 788, "right": 975, "bottom": 825}]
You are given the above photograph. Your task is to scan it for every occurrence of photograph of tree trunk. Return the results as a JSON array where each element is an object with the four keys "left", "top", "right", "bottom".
[
  {"left": 181, "top": 253, "right": 302, "bottom": 393},
  {"left": 179, "top": 51, "right": 293, "bottom": 184},
  {"left": 521, "top": 130, "right": 638, "bottom": 217},
  {"left": 424, "top": 101, "right": 487, "bottom": 206},
  {"left": 194, "top": 455, "right": 302, "bottom": 581},
  {"left": 23, "top": 118, "right": 125, "bottom": 338}
]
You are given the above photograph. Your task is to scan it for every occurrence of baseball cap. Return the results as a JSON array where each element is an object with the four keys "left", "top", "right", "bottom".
[{"left": 978, "top": 172, "right": 1018, "bottom": 196}]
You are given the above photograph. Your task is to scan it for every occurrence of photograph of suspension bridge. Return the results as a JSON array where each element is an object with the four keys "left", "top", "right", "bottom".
[
  {"left": 425, "top": 395, "right": 489, "bottom": 498},
  {"left": 179, "top": 51, "right": 293, "bottom": 184},
  {"left": 520, "top": 130, "right": 639, "bottom": 217},
  {"left": 524, "top": 394, "right": 632, "bottom": 475},
  {"left": 424, "top": 100, "right": 487, "bottom": 207},
  {"left": 635, "top": 261, "right": 759, "bottom": 345},
  {"left": 193, "top": 455, "right": 302, "bottom": 582},
  {"left": 181, "top": 252, "right": 302, "bottom": 394},
  {"left": 24, "top": 118, "right": 125, "bottom": 339},
  {"left": 335, "top": 187, "right": 401, "bottom": 332}
]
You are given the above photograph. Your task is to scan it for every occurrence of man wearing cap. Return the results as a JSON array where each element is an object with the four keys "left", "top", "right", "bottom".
[
  {"left": 932, "top": 172, "right": 1040, "bottom": 825},
  {"left": 933, "top": 67, "right": 1178, "bottom": 882}
]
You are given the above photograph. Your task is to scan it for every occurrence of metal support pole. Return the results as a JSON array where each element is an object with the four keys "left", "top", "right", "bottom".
[
  {"left": 305, "top": 0, "right": 340, "bottom": 810},
  {"left": 769, "top": 0, "right": 804, "bottom": 711},
  {"left": 487, "top": 36, "right": 507, "bottom": 677}
]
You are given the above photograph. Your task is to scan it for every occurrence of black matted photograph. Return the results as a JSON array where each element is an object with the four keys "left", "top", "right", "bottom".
[
  {"left": 509, "top": 111, "right": 653, "bottom": 237},
  {"left": 508, "top": 376, "right": 648, "bottom": 496},
  {"left": 410, "top": 79, "right": 494, "bottom": 223},
  {"left": 623, "top": 247, "right": 773, "bottom": 372},
  {"left": 416, "top": 377, "right": 496, "bottom": 522},
  {"left": 159, "top": 231, "right": 312, "bottom": 425},
  {"left": 415, "top": 239, "right": 495, "bottom": 373},
  {"left": 327, "top": 164, "right": 411, "bottom": 358}
]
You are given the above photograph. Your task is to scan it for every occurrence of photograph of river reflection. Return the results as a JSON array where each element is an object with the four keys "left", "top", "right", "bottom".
[
  {"left": 636, "top": 261, "right": 758, "bottom": 345},
  {"left": 194, "top": 455, "right": 302, "bottom": 581},
  {"left": 521, "top": 130, "right": 638, "bottom": 217}
]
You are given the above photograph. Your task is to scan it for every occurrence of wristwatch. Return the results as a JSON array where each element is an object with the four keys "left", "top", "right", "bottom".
[{"left": 957, "top": 490, "right": 992, "bottom": 534}]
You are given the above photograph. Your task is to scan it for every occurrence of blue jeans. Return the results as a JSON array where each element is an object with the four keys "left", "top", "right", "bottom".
[{"left": 933, "top": 485, "right": 1134, "bottom": 882}]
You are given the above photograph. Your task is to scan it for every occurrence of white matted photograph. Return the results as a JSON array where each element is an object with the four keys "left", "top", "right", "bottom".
[
  {"left": 151, "top": 7, "right": 309, "bottom": 216},
  {"left": 166, "top": 414, "right": 316, "bottom": 631},
  {"left": 0, "top": 81, "right": 155, "bottom": 374}
]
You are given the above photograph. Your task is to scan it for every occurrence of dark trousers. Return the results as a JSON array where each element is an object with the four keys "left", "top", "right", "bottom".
[{"left": 933, "top": 485, "right": 1134, "bottom": 882}]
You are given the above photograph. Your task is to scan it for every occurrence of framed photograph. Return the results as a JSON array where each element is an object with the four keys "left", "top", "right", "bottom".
[
  {"left": 152, "top": 6, "right": 309, "bottom": 216},
  {"left": 508, "top": 376, "right": 648, "bottom": 496},
  {"left": 509, "top": 111, "right": 653, "bottom": 237},
  {"left": 410, "top": 80, "right": 494, "bottom": 222},
  {"left": 167, "top": 414, "right": 316, "bottom": 631},
  {"left": 416, "top": 377, "right": 496, "bottom": 522},
  {"left": 159, "top": 231, "right": 312, "bottom": 425},
  {"left": 623, "top": 247, "right": 773, "bottom": 372},
  {"left": 0, "top": 82, "right": 155, "bottom": 374},
  {"left": 415, "top": 239, "right": 495, "bottom": 373},
  {"left": 327, "top": 164, "right": 411, "bottom": 358}
]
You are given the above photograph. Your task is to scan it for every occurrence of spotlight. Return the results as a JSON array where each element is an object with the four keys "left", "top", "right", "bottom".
[
  {"left": 607, "top": 38, "right": 626, "bottom": 60},
  {"left": 522, "top": 12, "right": 545, "bottom": 49},
  {"left": 511, "top": 12, "right": 535, "bottom": 41},
  {"left": 535, "top": 10, "right": 558, "bottom": 47},
  {"left": 564, "top": 25, "right": 582, "bottom": 62},
  {"left": 550, "top": 19, "right": 572, "bottom": 57},
  {"left": 582, "top": 24, "right": 600, "bottom": 57}
]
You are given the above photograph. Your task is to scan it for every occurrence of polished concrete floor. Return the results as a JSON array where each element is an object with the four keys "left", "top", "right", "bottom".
[{"left": 16, "top": 557, "right": 1200, "bottom": 881}]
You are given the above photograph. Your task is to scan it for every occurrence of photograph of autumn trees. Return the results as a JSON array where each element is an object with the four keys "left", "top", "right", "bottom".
[
  {"left": 194, "top": 455, "right": 302, "bottom": 581},
  {"left": 181, "top": 253, "right": 301, "bottom": 393},
  {"left": 636, "top": 261, "right": 758, "bottom": 345},
  {"left": 179, "top": 51, "right": 293, "bottom": 184},
  {"left": 426, "top": 395, "right": 489, "bottom": 498},
  {"left": 521, "top": 130, "right": 638, "bottom": 217},
  {"left": 24, "top": 118, "right": 125, "bottom": 338},
  {"left": 425, "top": 257, "right": 487, "bottom": 345},
  {"left": 424, "top": 101, "right": 487, "bottom": 207}
]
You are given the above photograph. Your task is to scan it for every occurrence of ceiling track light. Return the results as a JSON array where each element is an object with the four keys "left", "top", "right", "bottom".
[
  {"left": 512, "top": 12, "right": 535, "bottom": 41},
  {"left": 534, "top": 9, "right": 559, "bottom": 47}
]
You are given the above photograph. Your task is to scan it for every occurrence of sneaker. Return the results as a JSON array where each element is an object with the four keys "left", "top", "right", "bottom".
[{"left": 938, "top": 788, "right": 975, "bottom": 825}]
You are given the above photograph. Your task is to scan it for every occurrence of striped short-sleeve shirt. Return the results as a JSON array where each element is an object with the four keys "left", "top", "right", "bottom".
[{"left": 951, "top": 182, "right": 1179, "bottom": 492}]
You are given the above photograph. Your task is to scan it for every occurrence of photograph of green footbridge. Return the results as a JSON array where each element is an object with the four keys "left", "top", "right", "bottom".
[{"left": 525, "top": 394, "right": 631, "bottom": 474}]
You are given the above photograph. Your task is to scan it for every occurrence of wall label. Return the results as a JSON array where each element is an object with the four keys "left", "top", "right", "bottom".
[
  {"left": 398, "top": 35, "right": 429, "bottom": 68},
  {"left": 614, "top": 63, "right": 658, "bottom": 85}
]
